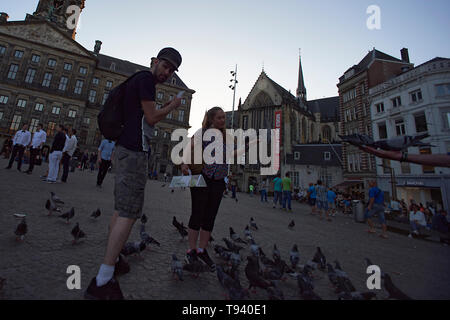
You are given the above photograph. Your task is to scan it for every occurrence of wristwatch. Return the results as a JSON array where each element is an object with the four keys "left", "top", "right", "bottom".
[{"left": 400, "top": 151, "right": 408, "bottom": 162}]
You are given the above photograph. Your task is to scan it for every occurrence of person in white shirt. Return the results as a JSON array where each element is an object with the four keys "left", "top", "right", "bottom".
[
  {"left": 409, "top": 203, "right": 428, "bottom": 237},
  {"left": 6, "top": 124, "right": 31, "bottom": 171},
  {"left": 60, "top": 128, "right": 77, "bottom": 183},
  {"left": 25, "top": 123, "right": 47, "bottom": 174}
]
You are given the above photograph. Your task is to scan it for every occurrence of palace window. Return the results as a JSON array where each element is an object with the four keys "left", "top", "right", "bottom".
[
  {"left": 25, "top": 68, "right": 36, "bottom": 83},
  {"left": 14, "top": 50, "right": 24, "bottom": 59},
  {"left": 17, "top": 99, "right": 27, "bottom": 108},
  {"left": 31, "top": 54, "right": 40, "bottom": 63},
  {"left": 7, "top": 64, "right": 19, "bottom": 79},
  {"left": 58, "top": 76, "right": 69, "bottom": 91},
  {"left": 42, "top": 72, "right": 52, "bottom": 87},
  {"left": 47, "top": 58, "right": 57, "bottom": 67}
]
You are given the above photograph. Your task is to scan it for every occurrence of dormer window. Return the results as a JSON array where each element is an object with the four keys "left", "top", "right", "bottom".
[
  {"left": 110, "top": 63, "right": 116, "bottom": 71},
  {"left": 171, "top": 78, "right": 176, "bottom": 85}
]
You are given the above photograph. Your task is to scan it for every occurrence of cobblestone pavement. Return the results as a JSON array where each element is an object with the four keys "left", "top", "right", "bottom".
[{"left": 0, "top": 157, "right": 449, "bottom": 300}]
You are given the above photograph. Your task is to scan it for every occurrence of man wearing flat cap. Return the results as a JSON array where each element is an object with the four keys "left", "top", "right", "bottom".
[{"left": 85, "top": 47, "right": 183, "bottom": 300}]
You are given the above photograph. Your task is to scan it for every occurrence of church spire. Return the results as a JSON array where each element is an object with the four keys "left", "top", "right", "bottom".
[{"left": 296, "top": 49, "right": 307, "bottom": 101}]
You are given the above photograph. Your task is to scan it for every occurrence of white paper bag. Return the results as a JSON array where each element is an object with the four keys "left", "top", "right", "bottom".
[{"left": 169, "top": 174, "right": 207, "bottom": 188}]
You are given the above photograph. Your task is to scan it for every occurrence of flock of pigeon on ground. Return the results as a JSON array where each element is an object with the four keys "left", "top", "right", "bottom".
[{"left": 10, "top": 191, "right": 413, "bottom": 300}]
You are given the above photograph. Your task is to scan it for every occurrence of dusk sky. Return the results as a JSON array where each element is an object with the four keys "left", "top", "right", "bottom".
[{"left": 4, "top": 0, "right": 450, "bottom": 135}]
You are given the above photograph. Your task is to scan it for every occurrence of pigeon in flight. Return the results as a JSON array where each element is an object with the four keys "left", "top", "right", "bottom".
[
  {"left": 50, "top": 191, "right": 64, "bottom": 205},
  {"left": 171, "top": 254, "right": 183, "bottom": 281},
  {"left": 90, "top": 208, "right": 101, "bottom": 219},
  {"left": 288, "top": 220, "right": 295, "bottom": 229},
  {"left": 59, "top": 207, "right": 75, "bottom": 224},
  {"left": 339, "top": 134, "right": 375, "bottom": 147},
  {"left": 140, "top": 214, "right": 148, "bottom": 225},
  {"left": 229, "top": 227, "right": 247, "bottom": 244},
  {"left": 383, "top": 273, "right": 412, "bottom": 300},
  {"left": 15, "top": 217, "right": 27, "bottom": 241},
  {"left": 140, "top": 224, "right": 160, "bottom": 247},
  {"left": 45, "top": 198, "right": 61, "bottom": 216},
  {"left": 121, "top": 240, "right": 146, "bottom": 258},
  {"left": 312, "top": 247, "right": 326, "bottom": 271},
  {"left": 71, "top": 223, "right": 86, "bottom": 244},
  {"left": 373, "top": 133, "right": 434, "bottom": 151},
  {"left": 290, "top": 244, "right": 300, "bottom": 270},
  {"left": 249, "top": 217, "right": 258, "bottom": 230}
]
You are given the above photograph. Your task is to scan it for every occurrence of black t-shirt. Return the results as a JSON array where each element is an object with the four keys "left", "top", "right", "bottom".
[
  {"left": 51, "top": 131, "right": 66, "bottom": 152},
  {"left": 117, "top": 71, "right": 156, "bottom": 152}
]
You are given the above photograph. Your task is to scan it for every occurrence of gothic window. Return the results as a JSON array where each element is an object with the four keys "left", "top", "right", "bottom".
[{"left": 322, "top": 125, "right": 331, "bottom": 143}]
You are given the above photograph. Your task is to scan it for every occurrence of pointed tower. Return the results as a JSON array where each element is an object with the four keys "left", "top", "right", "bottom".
[
  {"left": 26, "top": 0, "right": 86, "bottom": 40},
  {"left": 296, "top": 51, "right": 307, "bottom": 102}
]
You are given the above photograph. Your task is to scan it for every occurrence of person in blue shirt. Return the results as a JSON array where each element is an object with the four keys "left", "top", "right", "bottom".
[
  {"left": 365, "top": 180, "right": 388, "bottom": 238},
  {"left": 307, "top": 182, "right": 317, "bottom": 214},
  {"left": 327, "top": 188, "right": 337, "bottom": 217},
  {"left": 272, "top": 174, "right": 283, "bottom": 209},
  {"left": 96, "top": 139, "right": 116, "bottom": 188}
]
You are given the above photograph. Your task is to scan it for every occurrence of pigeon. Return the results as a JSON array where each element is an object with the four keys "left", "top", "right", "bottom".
[
  {"left": 50, "top": 191, "right": 64, "bottom": 205},
  {"left": 249, "top": 239, "right": 259, "bottom": 257},
  {"left": 312, "top": 247, "right": 326, "bottom": 271},
  {"left": 339, "top": 133, "right": 375, "bottom": 147},
  {"left": 334, "top": 260, "right": 356, "bottom": 293},
  {"left": 59, "top": 207, "right": 75, "bottom": 224},
  {"left": 230, "top": 251, "right": 241, "bottom": 267},
  {"left": 214, "top": 245, "right": 233, "bottom": 262},
  {"left": 327, "top": 263, "right": 340, "bottom": 288},
  {"left": 14, "top": 217, "right": 27, "bottom": 241},
  {"left": 216, "top": 265, "right": 249, "bottom": 300},
  {"left": 139, "top": 224, "right": 160, "bottom": 247},
  {"left": 183, "top": 260, "right": 210, "bottom": 277},
  {"left": 140, "top": 214, "right": 148, "bottom": 225},
  {"left": 290, "top": 245, "right": 300, "bottom": 270},
  {"left": 373, "top": 133, "right": 434, "bottom": 151},
  {"left": 288, "top": 220, "right": 295, "bottom": 229},
  {"left": 222, "top": 238, "right": 244, "bottom": 253},
  {"left": 262, "top": 264, "right": 284, "bottom": 281},
  {"left": 90, "top": 208, "right": 101, "bottom": 219},
  {"left": 383, "top": 273, "right": 412, "bottom": 300},
  {"left": 249, "top": 217, "right": 258, "bottom": 230},
  {"left": 259, "top": 248, "right": 276, "bottom": 271},
  {"left": 175, "top": 223, "right": 188, "bottom": 241},
  {"left": 229, "top": 227, "right": 247, "bottom": 244},
  {"left": 171, "top": 254, "right": 183, "bottom": 281},
  {"left": 244, "top": 225, "right": 253, "bottom": 240},
  {"left": 245, "top": 256, "right": 273, "bottom": 292},
  {"left": 121, "top": 240, "right": 147, "bottom": 257},
  {"left": 71, "top": 223, "right": 86, "bottom": 244},
  {"left": 266, "top": 281, "right": 285, "bottom": 300},
  {"left": 45, "top": 198, "right": 61, "bottom": 215},
  {"left": 297, "top": 266, "right": 321, "bottom": 300},
  {"left": 338, "top": 291, "right": 377, "bottom": 300},
  {"left": 272, "top": 244, "right": 281, "bottom": 261},
  {"left": 305, "top": 260, "right": 318, "bottom": 270}
]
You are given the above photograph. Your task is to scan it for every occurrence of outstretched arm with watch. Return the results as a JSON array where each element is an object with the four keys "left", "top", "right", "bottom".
[{"left": 359, "top": 146, "right": 450, "bottom": 168}]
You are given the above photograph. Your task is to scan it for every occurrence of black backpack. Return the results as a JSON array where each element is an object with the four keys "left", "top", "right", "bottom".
[{"left": 97, "top": 70, "right": 150, "bottom": 141}]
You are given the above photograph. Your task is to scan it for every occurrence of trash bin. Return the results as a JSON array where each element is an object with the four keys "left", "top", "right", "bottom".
[{"left": 353, "top": 200, "right": 365, "bottom": 223}]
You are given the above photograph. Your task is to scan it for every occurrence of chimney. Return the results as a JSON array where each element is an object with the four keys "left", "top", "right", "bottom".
[
  {"left": 0, "top": 12, "right": 9, "bottom": 23},
  {"left": 401, "top": 48, "right": 410, "bottom": 63},
  {"left": 94, "top": 40, "right": 102, "bottom": 54}
]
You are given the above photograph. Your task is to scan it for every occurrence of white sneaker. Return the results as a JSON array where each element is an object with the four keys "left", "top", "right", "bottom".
[{"left": 408, "top": 234, "right": 413, "bottom": 238}]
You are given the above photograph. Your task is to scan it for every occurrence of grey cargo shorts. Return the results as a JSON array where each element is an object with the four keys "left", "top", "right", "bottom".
[{"left": 114, "top": 144, "right": 148, "bottom": 219}]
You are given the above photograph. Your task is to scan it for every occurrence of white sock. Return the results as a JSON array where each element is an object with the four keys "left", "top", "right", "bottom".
[{"left": 96, "top": 264, "right": 115, "bottom": 287}]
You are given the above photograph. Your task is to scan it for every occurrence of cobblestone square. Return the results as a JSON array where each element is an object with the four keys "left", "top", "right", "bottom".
[{"left": 0, "top": 158, "right": 449, "bottom": 300}]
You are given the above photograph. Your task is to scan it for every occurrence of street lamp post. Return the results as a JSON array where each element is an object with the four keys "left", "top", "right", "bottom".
[
  {"left": 228, "top": 65, "right": 238, "bottom": 176},
  {"left": 378, "top": 164, "right": 397, "bottom": 201}
]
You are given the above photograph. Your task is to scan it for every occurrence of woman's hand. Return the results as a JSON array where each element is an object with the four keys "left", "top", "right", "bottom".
[{"left": 181, "top": 164, "right": 190, "bottom": 175}]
